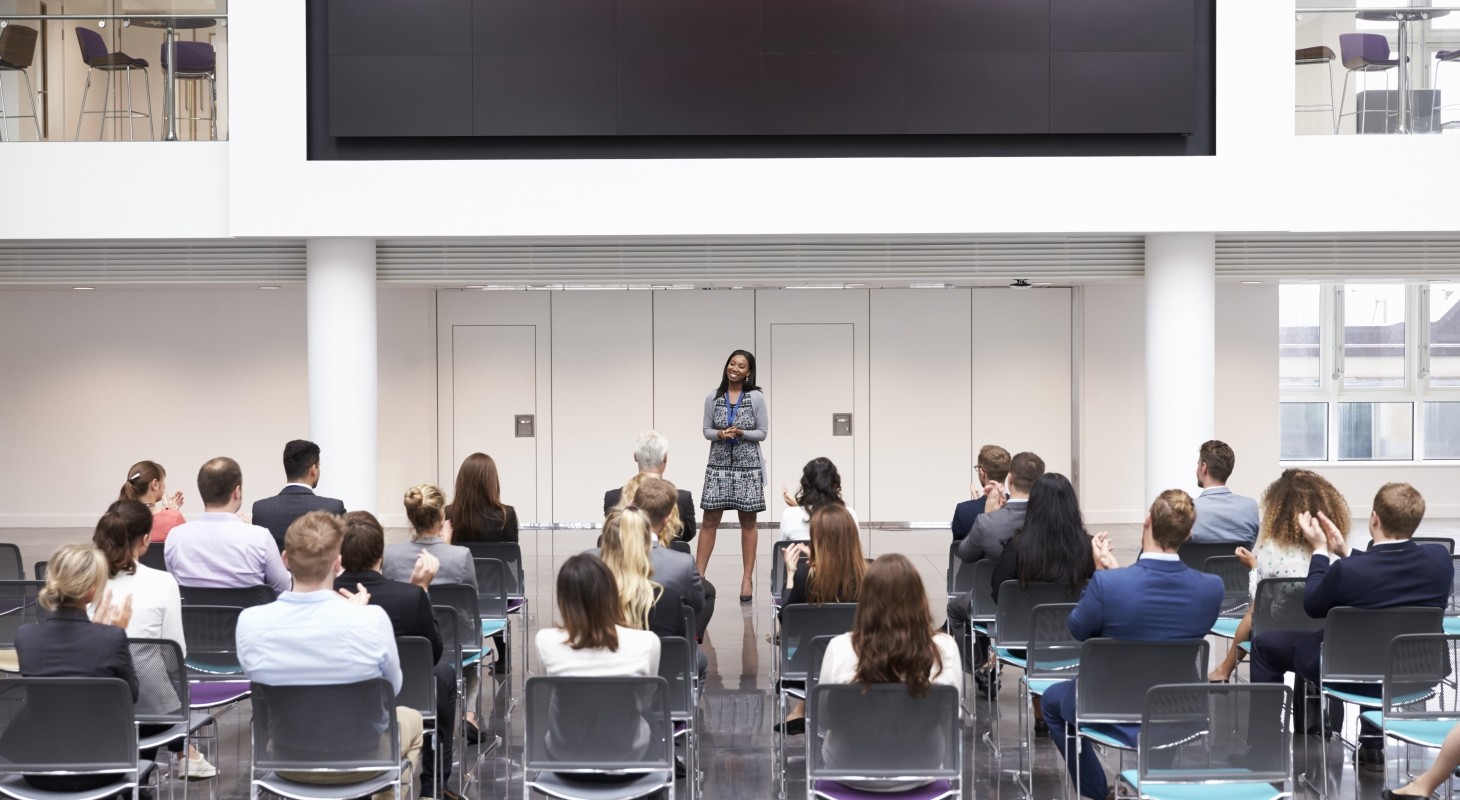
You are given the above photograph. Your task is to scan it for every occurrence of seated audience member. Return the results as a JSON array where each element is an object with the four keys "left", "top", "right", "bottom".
[
  {"left": 989, "top": 473, "right": 1095, "bottom": 736},
  {"left": 335, "top": 511, "right": 459, "bottom": 800},
  {"left": 778, "top": 504, "right": 867, "bottom": 735},
  {"left": 164, "top": 457, "right": 291, "bottom": 595},
  {"left": 1209, "top": 469, "right": 1348, "bottom": 682},
  {"left": 13, "top": 544, "right": 136, "bottom": 791},
  {"left": 1188, "top": 440, "right": 1259, "bottom": 546},
  {"left": 384, "top": 484, "right": 477, "bottom": 590},
  {"left": 603, "top": 430, "right": 697, "bottom": 544},
  {"left": 446, "top": 452, "right": 519, "bottom": 544},
  {"left": 779, "top": 457, "right": 858, "bottom": 542},
  {"left": 818, "top": 553, "right": 962, "bottom": 792},
  {"left": 1384, "top": 722, "right": 1460, "bottom": 800},
  {"left": 1249, "top": 482, "right": 1451, "bottom": 769},
  {"left": 1041, "top": 490, "right": 1224, "bottom": 800},
  {"left": 236, "top": 512, "right": 423, "bottom": 799},
  {"left": 119, "top": 460, "right": 186, "bottom": 543},
  {"left": 633, "top": 477, "right": 714, "bottom": 640},
  {"left": 951, "top": 445, "right": 1011, "bottom": 542},
  {"left": 251, "top": 439, "right": 346, "bottom": 553},
  {"left": 595, "top": 508, "right": 663, "bottom": 634},
  {"left": 93, "top": 500, "right": 215, "bottom": 778}
]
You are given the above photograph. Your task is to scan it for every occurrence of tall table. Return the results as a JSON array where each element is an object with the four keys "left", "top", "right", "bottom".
[
  {"left": 129, "top": 15, "right": 217, "bottom": 141},
  {"left": 1356, "top": 8, "right": 1451, "bottom": 133}
]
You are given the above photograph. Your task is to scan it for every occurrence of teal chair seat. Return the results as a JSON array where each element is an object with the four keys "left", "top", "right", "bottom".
[
  {"left": 1210, "top": 618, "right": 1240, "bottom": 639},
  {"left": 1360, "top": 712, "right": 1460, "bottom": 748},
  {"left": 1118, "top": 769, "right": 1288, "bottom": 800}
]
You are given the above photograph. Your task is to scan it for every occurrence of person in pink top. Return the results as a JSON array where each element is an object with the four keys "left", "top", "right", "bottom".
[{"left": 119, "top": 461, "right": 185, "bottom": 543}]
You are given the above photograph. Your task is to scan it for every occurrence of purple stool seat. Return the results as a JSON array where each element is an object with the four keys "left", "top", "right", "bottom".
[
  {"left": 1340, "top": 32, "right": 1400, "bottom": 71},
  {"left": 189, "top": 680, "right": 251, "bottom": 708},
  {"left": 161, "top": 40, "right": 215, "bottom": 73},
  {"left": 1440, "top": 50, "right": 1460, "bottom": 62},
  {"left": 812, "top": 779, "right": 956, "bottom": 800}
]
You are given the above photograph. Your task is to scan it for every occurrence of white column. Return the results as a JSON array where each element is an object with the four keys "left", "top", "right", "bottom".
[
  {"left": 306, "top": 238, "right": 377, "bottom": 513},
  {"left": 1144, "top": 233, "right": 1216, "bottom": 506}
]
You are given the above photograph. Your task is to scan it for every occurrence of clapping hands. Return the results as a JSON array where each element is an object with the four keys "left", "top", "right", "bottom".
[
  {"left": 93, "top": 588, "right": 133, "bottom": 629},
  {"left": 1091, "top": 531, "right": 1119, "bottom": 570},
  {"left": 408, "top": 550, "right": 440, "bottom": 589},
  {"left": 1298, "top": 510, "right": 1347, "bottom": 557}
]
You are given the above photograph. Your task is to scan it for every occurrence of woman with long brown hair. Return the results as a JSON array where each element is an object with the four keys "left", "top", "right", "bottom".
[
  {"left": 1208, "top": 468, "right": 1350, "bottom": 682},
  {"left": 445, "top": 452, "right": 518, "bottom": 543},
  {"left": 118, "top": 460, "right": 185, "bottom": 543}
]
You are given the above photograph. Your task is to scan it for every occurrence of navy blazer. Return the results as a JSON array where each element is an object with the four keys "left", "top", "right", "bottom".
[
  {"left": 1068, "top": 557, "right": 1225, "bottom": 643},
  {"left": 252, "top": 486, "right": 346, "bottom": 552},
  {"left": 951, "top": 497, "right": 987, "bottom": 542},
  {"left": 603, "top": 486, "right": 697, "bottom": 543},
  {"left": 334, "top": 569, "right": 443, "bottom": 665},
  {"left": 1304, "top": 540, "right": 1452, "bottom": 617},
  {"left": 15, "top": 607, "right": 139, "bottom": 702}
]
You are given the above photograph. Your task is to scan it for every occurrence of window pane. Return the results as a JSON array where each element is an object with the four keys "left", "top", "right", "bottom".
[
  {"left": 1280, "top": 402, "right": 1328, "bottom": 460},
  {"left": 1424, "top": 403, "right": 1460, "bottom": 459},
  {"left": 1342, "top": 285, "right": 1407, "bottom": 389},
  {"left": 1280, "top": 285, "right": 1322, "bottom": 389},
  {"left": 1337, "top": 402, "right": 1413, "bottom": 460},
  {"left": 1429, "top": 284, "right": 1460, "bottom": 388}
]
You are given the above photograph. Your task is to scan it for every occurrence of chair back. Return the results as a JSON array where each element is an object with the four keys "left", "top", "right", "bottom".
[
  {"left": 994, "top": 581, "right": 1074, "bottom": 650},
  {"left": 1176, "top": 541, "right": 1235, "bottom": 571},
  {"left": 0, "top": 677, "right": 139, "bottom": 775},
  {"left": 1250, "top": 578, "right": 1322, "bottom": 639},
  {"left": 394, "top": 635, "right": 437, "bottom": 719},
  {"left": 127, "top": 638, "right": 190, "bottom": 725},
  {"left": 180, "top": 605, "right": 245, "bottom": 676},
  {"left": 1138, "top": 683, "right": 1292, "bottom": 789},
  {"left": 1201, "top": 555, "right": 1252, "bottom": 617},
  {"left": 1450, "top": 555, "right": 1460, "bottom": 616},
  {"left": 1323, "top": 606, "right": 1443, "bottom": 684},
  {"left": 966, "top": 559, "right": 999, "bottom": 623},
  {"left": 471, "top": 558, "right": 510, "bottom": 622},
  {"left": 74, "top": 27, "right": 110, "bottom": 64},
  {"left": 806, "top": 634, "right": 836, "bottom": 697},
  {"left": 463, "top": 542, "right": 525, "bottom": 598},
  {"left": 0, "top": 544, "right": 23, "bottom": 581},
  {"left": 140, "top": 542, "right": 167, "bottom": 572},
  {"left": 779, "top": 603, "right": 857, "bottom": 682},
  {"left": 428, "top": 583, "right": 485, "bottom": 658},
  {"left": 179, "top": 584, "right": 276, "bottom": 608},
  {"left": 524, "top": 676, "right": 673, "bottom": 773},
  {"left": 1414, "top": 537, "right": 1456, "bottom": 554},
  {"left": 30, "top": 562, "right": 45, "bottom": 581},
  {"left": 0, "top": 25, "right": 39, "bottom": 69},
  {"left": 1340, "top": 32, "right": 1392, "bottom": 70},
  {"left": 1382, "top": 633, "right": 1457, "bottom": 719},
  {"left": 771, "top": 540, "right": 796, "bottom": 602},
  {"left": 1027, "top": 603, "right": 1081, "bottom": 681},
  {"left": 0, "top": 580, "right": 46, "bottom": 647},
  {"left": 432, "top": 605, "right": 464, "bottom": 673},
  {"left": 657, "top": 636, "right": 694, "bottom": 720},
  {"left": 807, "top": 683, "right": 961, "bottom": 785},
  {"left": 946, "top": 541, "right": 982, "bottom": 597},
  {"left": 161, "top": 40, "right": 215, "bottom": 72},
  {"left": 250, "top": 679, "right": 400, "bottom": 771},
  {"left": 1075, "top": 639, "right": 1208, "bottom": 725}
]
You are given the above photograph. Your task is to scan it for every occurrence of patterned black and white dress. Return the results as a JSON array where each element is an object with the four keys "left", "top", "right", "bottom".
[{"left": 701, "top": 389, "right": 768, "bottom": 513}]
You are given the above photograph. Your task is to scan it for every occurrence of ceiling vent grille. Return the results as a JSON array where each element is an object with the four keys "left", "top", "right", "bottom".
[
  {"left": 1216, "top": 235, "right": 1460, "bottom": 279},
  {"left": 0, "top": 240, "right": 306, "bottom": 285}
]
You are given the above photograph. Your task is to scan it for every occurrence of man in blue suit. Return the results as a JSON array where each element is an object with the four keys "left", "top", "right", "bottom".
[
  {"left": 252, "top": 439, "right": 346, "bottom": 553},
  {"left": 1042, "top": 489, "right": 1225, "bottom": 800},
  {"left": 950, "top": 444, "right": 1010, "bottom": 541},
  {"left": 1250, "top": 482, "right": 1451, "bottom": 769}
]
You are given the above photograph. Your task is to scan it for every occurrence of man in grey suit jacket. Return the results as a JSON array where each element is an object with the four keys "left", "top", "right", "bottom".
[
  {"left": 251, "top": 440, "right": 345, "bottom": 552},
  {"left": 1187, "top": 440, "right": 1259, "bottom": 546}
]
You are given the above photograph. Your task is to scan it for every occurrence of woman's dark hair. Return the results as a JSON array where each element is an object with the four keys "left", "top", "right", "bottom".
[
  {"left": 714, "top": 349, "right": 760, "bottom": 398},
  {"left": 556, "top": 554, "right": 622, "bottom": 652},
  {"left": 119, "top": 461, "right": 164, "bottom": 502},
  {"left": 92, "top": 500, "right": 152, "bottom": 578},
  {"left": 1016, "top": 473, "right": 1094, "bottom": 594},
  {"left": 795, "top": 457, "right": 844, "bottom": 512},
  {"left": 851, "top": 554, "right": 942, "bottom": 697},
  {"left": 446, "top": 452, "right": 508, "bottom": 542}
]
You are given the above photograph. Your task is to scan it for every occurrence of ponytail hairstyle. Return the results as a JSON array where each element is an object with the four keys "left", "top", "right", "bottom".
[
  {"left": 39, "top": 543, "right": 109, "bottom": 612},
  {"left": 119, "top": 461, "right": 165, "bottom": 502},
  {"left": 93, "top": 500, "right": 152, "bottom": 578},
  {"left": 599, "top": 508, "right": 662, "bottom": 631},
  {"left": 403, "top": 484, "right": 447, "bottom": 538}
]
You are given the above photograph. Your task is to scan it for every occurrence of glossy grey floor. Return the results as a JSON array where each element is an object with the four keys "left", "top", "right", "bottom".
[{"left": 4, "top": 521, "right": 1455, "bottom": 800}]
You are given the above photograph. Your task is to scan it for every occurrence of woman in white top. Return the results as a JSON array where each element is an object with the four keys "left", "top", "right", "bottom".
[
  {"left": 818, "top": 553, "right": 962, "bottom": 792},
  {"left": 92, "top": 500, "right": 215, "bottom": 778},
  {"left": 779, "top": 457, "right": 858, "bottom": 541},
  {"left": 1208, "top": 469, "right": 1350, "bottom": 682}
]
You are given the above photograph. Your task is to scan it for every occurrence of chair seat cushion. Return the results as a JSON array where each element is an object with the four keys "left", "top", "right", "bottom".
[
  {"left": 255, "top": 767, "right": 403, "bottom": 799},
  {"left": 1442, "top": 617, "right": 1460, "bottom": 635},
  {"left": 527, "top": 770, "right": 672, "bottom": 800},
  {"left": 481, "top": 620, "right": 508, "bottom": 637},
  {"left": 1359, "top": 712, "right": 1460, "bottom": 748},
  {"left": 1078, "top": 723, "right": 1139, "bottom": 750},
  {"left": 189, "top": 680, "right": 251, "bottom": 708},
  {"left": 811, "top": 778, "right": 957, "bottom": 800},
  {"left": 1210, "top": 618, "right": 1240, "bottom": 639},
  {"left": 90, "top": 53, "right": 149, "bottom": 69},
  {"left": 1117, "top": 769, "right": 1287, "bottom": 800},
  {"left": 995, "top": 649, "right": 1027, "bottom": 669},
  {"left": 0, "top": 771, "right": 139, "bottom": 800}
]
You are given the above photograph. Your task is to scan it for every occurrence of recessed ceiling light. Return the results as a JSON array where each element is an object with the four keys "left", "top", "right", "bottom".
[
  {"left": 1240, "top": 280, "right": 1262, "bottom": 285},
  {"left": 258, "top": 285, "right": 280, "bottom": 290},
  {"left": 466, "top": 285, "right": 486, "bottom": 290},
  {"left": 72, "top": 286, "right": 94, "bottom": 291}
]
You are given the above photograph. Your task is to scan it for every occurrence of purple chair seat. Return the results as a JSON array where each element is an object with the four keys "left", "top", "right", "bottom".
[
  {"left": 75, "top": 27, "right": 147, "bottom": 71},
  {"left": 1340, "top": 32, "right": 1400, "bottom": 71},
  {"left": 160, "top": 40, "right": 215, "bottom": 73},
  {"left": 1440, "top": 50, "right": 1460, "bottom": 63},
  {"left": 189, "top": 680, "right": 251, "bottom": 708},
  {"left": 812, "top": 779, "right": 955, "bottom": 800}
]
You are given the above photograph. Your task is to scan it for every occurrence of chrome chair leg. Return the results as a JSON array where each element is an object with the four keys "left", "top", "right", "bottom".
[
  {"left": 75, "top": 67, "right": 93, "bottom": 141},
  {"left": 144, "top": 67, "right": 155, "bottom": 140},
  {"left": 98, "top": 68, "right": 115, "bottom": 140}
]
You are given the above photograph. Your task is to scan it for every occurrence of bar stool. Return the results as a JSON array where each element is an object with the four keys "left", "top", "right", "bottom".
[
  {"left": 1295, "top": 45, "right": 1337, "bottom": 133},
  {"left": 161, "top": 40, "right": 217, "bottom": 141},
  {"left": 1337, "top": 33, "right": 1399, "bottom": 134},
  {"left": 0, "top": 23, "right": 43, "bottom": 140},
  {"left": 73, "top": 26, "right": 154, "bottom": 141}
]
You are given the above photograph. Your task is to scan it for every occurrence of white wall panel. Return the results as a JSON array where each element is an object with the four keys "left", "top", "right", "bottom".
[
  {"left": 1215, "top": 285, "right": 1280, "bottom": 502},
  {"left": 869, "top": 290, "right": 972, "bottom": 522},
  {"left": 1080, "top": 285, "right": 1147, "bottom": 523},
  {"left": 770, "top": 323, "right": 856, "bottom": 510},
  {"left": 376, "top": 288, "right": 437, "bottom": 524},
  {"left": 650, "top": 290, "right": 756, "bottom": 502},
  {"left": 452, "top": 325, "right": 539, "bottom": 522},
  {"left": 550, "top": 291, "right": 654, "bottom": 523}
]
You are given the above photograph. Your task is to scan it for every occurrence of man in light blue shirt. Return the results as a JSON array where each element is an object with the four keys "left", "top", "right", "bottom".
[
  {"left": 1188, "top": 440, "right": 1260, "bottom": 546},
  {"left": 236, "top": 511, "right": 422, "bottom": 795}
]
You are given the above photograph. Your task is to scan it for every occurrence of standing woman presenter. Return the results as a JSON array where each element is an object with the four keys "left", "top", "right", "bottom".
[{"left": 698, "top": 349, "right": 768, "bottom": 603}]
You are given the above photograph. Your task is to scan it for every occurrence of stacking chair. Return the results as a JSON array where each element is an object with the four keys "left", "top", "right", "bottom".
[
  {"left": 128, "top": 638, "right": 218, "bottom": 796},
  {"left": 990, "top": 582, "right": 1074, "bottom": 765},
  {"left": 432, "top": 604, "right": 471, "bottom": 775},
  {"left": 432, "top": 595, "right": 496, "bottom": 761},
  {"left": 1071, "top": 639, "right": 1209, "bottom": 800},
  {"left": 1296, "top": 45, "right": 1338, "bottom": 132},
  {"left": 177, "top": 585, "right": 275, "bottom": 608},
  {"left": 140, "top": 543, "right": 167, "bottom": 573},
  {"left": 72, "top": 27, "right": 154, "bottom": 141},
  {"left": 1248, "top": 577, "right": 1324, "bottom": 658},
  {"left": 249, "top": 679, "right": 409, "bottom": 800},
  {"left": 1202, "top": 555, "right": 1252, "bottom": 642},
  {"left": 1414, "top": 536, "right": 1457, "bottom": 554},
  {"left": 1338, "top": 32, "right": 1400, "bottom": 134},
  {"left": 29, "top": 563, "right": 44, "bottom": 582},
  {"left": 1359, "top": 632, "right": 1457, "bottom": 787},
  {"left": 465, "top": 542, "right": 530, "bottom": 675},
  {"left": 1437, "top": 50, "right": 1460, "bottom": 129},
  {"left": 0, "top": 544, "right": 25, "bottom": 580},
  {"left": 159, "top": 41, "right": 217, "bottom": 141},
  {"left": 0, "top": 580, "right": 45, "bottom": 673},
  {"left": 178, "top": 604, "right": 252, "bottom": 773},
  {"left": 659, "top": 636, "right": 699, "bottom": 799},
  {"left": 523, "top": 676, "right": 675, "bottom": 800},
  {"left": 1447, "top": 555, "right": 1460, "bottom": 633},
  {"left": 472, "top": 557, "right": 514, "bottom": 678},
  {"left": 805, "top": 684, "right": 962, "bottom": 800},
  {"left": 0, "top": 677, "right": 144, "bottom": 800},
  {"left": 1012, "top": 603, "right": 1080, "bottom": 797},
  {"left": 0, "top": 24, "right": 42, "bottom": 141},
  {"left": 954, "top": 560, "right": 998, "bottom": 700},
  {"left": 1175, "top": 541, "right": 1235, "bottom": 571},
  {"left": 776, "top": 603, "right": 857, "bottom": 797},
  {"left": 1119, "top": 683, "right": 1294, "bottom": 800},
  {"left": 395, "top": 635, "right": 441, "bottom": 800}
]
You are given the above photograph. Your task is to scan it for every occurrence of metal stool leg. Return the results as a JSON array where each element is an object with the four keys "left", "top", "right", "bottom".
[
  {"left": 20, "top": 69, "right": 42, "bottom": 140},
  {"left": 143, "top": 67, "right": 154, "bottom": 140},
  {"left": 97, "top": 67, "right": 114, "bottom": 140},
  {"left": 74, "top": 67, "right": 93, "bottom": 141},
  {"left": 1338, "top": 69, "right": 1352, "bottom": 134},
  {"left": 208, "top": 71, "right": 217, "bottom": 140},
  {"left": 0, "top": 77, "right": 9, "bottom": 141},
  {"left": 125, "top": 65, "right": 136, "bottom": 141}
]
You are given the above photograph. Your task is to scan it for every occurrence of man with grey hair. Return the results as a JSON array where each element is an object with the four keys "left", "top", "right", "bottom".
[{"left": 603, "top": 430, "right": 697, "bottom": 544}]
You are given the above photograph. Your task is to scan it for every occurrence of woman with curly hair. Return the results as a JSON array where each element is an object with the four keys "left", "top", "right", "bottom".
[{"left": 1208, "top": 468, "right": 1350, "bottom": 682}]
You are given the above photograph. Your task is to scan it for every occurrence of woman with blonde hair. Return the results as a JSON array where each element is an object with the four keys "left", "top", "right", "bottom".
[
  {"left": 383, "top": 483, "right": 477, "bottom": 590},
  {"left": 597, "top": 508, "right": 662, "bottom": 632},
  {"left": 119, "top": 460, "right": 185, "bottom": 543},
  {"left": 1208, "top": 468, "right": 1350, "bottom": 682}
]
